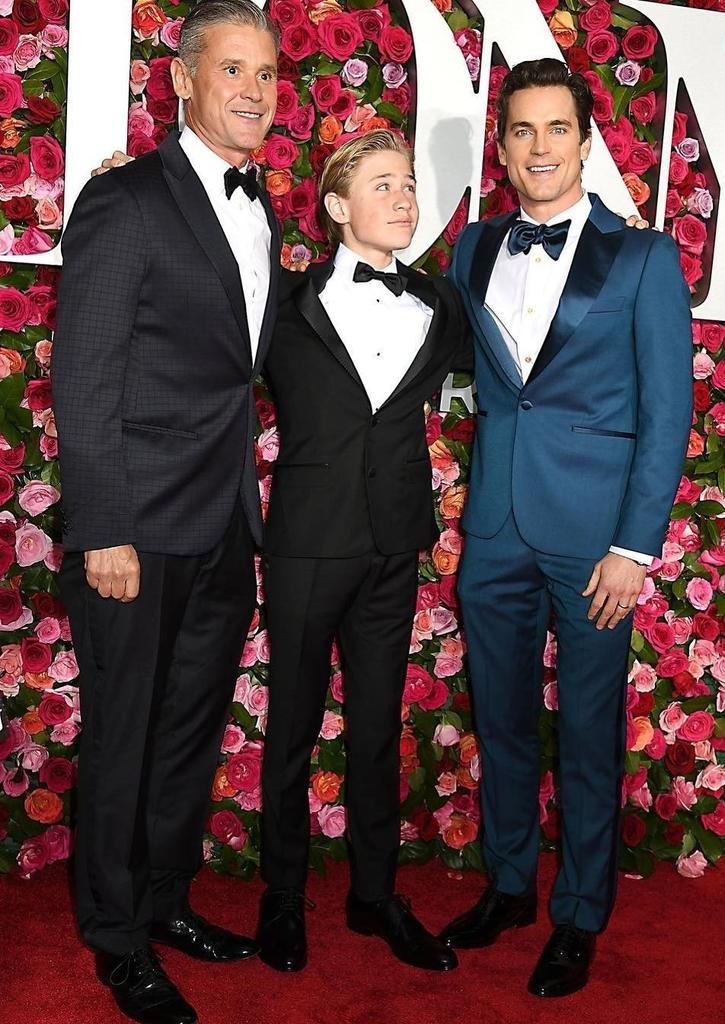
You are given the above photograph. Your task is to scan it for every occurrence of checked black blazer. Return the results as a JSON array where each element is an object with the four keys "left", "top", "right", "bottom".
[
  {"left": 263, "top": 260, "right": 472, "bottom": 558},
  {"left": 52, "top": 130, "right": 281, "bottom": 555}
]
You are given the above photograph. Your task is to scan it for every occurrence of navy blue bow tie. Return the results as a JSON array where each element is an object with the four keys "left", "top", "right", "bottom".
[
  {"left": 352, "top": 261, "right": 408, "bottom": 297},
  {"left": 507, "top": 218, "right": 571, "bottom": 261},
  {"left": 224, "top": 164, "right": 258, "bottom": 202}
]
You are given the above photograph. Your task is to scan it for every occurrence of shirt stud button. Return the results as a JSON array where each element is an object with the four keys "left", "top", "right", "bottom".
[
  {"left": 524, "top": 356, "right": 532, "bottom": 363},
  {"left": 527, "top": 307, "right": 534, "bottom": 315}
]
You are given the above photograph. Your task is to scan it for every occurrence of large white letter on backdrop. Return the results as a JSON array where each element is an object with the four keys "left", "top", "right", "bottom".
[{"left": 4, "top": 0, "right": 724, "bottom": 320}]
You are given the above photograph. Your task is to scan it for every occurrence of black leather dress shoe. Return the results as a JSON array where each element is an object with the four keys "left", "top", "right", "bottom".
[
  {"left": 439, "top": 887, "right": 537, "bottom": 948},
  {"left": 257, "top": 888, "right": 308, "bottom": 972},
  {"left": 528, "top": 925, "right": 596, "bottom": 997},
  {"left": 96, "top": 946, "right": 197, "bottom": 1024},
  {"left": 347, "top": 893, "right": 458, "bottom": 972},
  {"left": 150, "top": 907, "right": 258, "bottom": 962}
]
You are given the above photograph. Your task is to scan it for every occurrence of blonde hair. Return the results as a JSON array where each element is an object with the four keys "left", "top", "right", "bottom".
[{"left": 318, "top": 130, "right": 413, "bottom": 247}]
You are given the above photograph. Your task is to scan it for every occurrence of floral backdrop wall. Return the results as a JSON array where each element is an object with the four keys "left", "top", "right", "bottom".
[{"left": 0, "top": 0, "right": 723, "bottom": 882}]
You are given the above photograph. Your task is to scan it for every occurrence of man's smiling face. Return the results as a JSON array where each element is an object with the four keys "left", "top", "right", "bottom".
[
  {"left": 497, "top": 84, "right": 591, "bottom": 220},
  {"left": 172, "top": 22, "right": 278, "bottom": 167}
]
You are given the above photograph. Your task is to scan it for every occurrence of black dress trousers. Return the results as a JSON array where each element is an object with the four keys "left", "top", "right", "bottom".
[
  {"left": 261, "top": 549, "right": 419, "bottom": 902},
  {"left": 60, "top": 506, "right": 256, "bottom": 956}
]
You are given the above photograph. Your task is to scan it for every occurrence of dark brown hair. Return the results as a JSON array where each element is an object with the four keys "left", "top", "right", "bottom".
[{"left": 496, "top": 58, "right": 594, "bottom": 144}]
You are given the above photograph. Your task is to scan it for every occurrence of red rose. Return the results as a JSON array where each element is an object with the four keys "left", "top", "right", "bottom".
[
  {"left": 693, "top": 612, "right": 720, "bottom": 640},
  {"left": 13, "top": 0, "right": 45, "bottom": 33},
  {"left": 38, "top": 0, "right": 68, "bottom": 22},
  {"left": 273, "top": 79, "right": 299, "bottom": 124},
  {"left": 654, "top": 792, "right": 678, "bottom": 820},
  {"left": 584, "top": 30, "right": 619, "bottom": 64},
  {"left": 0, "top": 18, "right": 19, "bottom": 55},
  {"left": 0, "top": 151, "right": 30, "bottom": 188},
  {"left": 443, "top": 197, "right": 469, "bottom": 246},
  {"left": 418, "top": 677, "right": 449, "bottom": 711},
  {"left": 452, "top": 691, "right": 469, "bottom": 712},
  {"left": 630, "top": 691, "right": 655, "bottom": 717},
  {"left": 410, "top": 808, "right": 439, "bottom": 842},
  {"left": 38, "top": 691, "right": 72, "bottom": 727},
  {"left": 383, "top": 83, "right": 410, "bottom": 114},
  {"left": 30, "top": 136, "right": 64, "bottom": 181},
  {"left": 679, "top": 250, "right": 703, "bottom": 291},
  {"left": 664, "top": 739, "right": 696, "bottom": 776},
  {"left": 2, "top": 197, "right": 36, "bottom": 222},
  {"left": 146, "top": 56, "right": 175, "bottom": 101},
  {"left": 439, "top": 573, "right": 458, "bottom": 609},
  {"left": 630, "top": 92, "right": 656, "bottom": 125},
  {"left": 646, "top": 621, "right": 675, "bottom": 653},
  {"left": 128, "top": 133, "right": 158, "bottom": 158},
  {"left": 699, "top": 323, "right": 725, "bottom": 353},
  {"left": 0, "top": 522, "right": 16, "bottom": 545},
  {"left": 672, "top": 111, "right": 688, "bottom": 147},
  {"left": 404, "top": 663, "right": 434, "bottom": 704},
  {"left": 264, "top": 132, "right": 300, "bottom": 170},
  {"left": 664, "top": 822, "right": 685, "bottom": 846},
  {"left": 655, "top": 650, "right": 689, "bottom": 677},
  {"left": 625, "top": 141, "right": 656, "bottom": 176},
  {"left": 355, "top": 8, "right": 390, "bottom": 44},
  {"left": 379, "top": 24, "right": 413, "bottom": 63},
  {"left": 317, "top": 13, "right": 364, "bottom": 62},
  {"left": 566, "top": 46, "right": 590, "bottom": 74},
  {"left": 24, "top": 378, "right": 52, "bottom": 410},
  {"left": 0, "top": 545, "right": 14, "bottom": 576},
  {"left": 536, "top": 0, "right": 558, "bottom": 13},
  {"left": 0, "top": 287, "right": 31, "bottom": 331},
  {"left": 592, "top": 89, "right": 613, "bottom": 124},
  {"left": 669, "top": 153, "right": 689, "bottom": 186},
  {"left": 579, "top": 1, "right": 611, "bottom": 31},
  {"left": 286, "top": 178, "right": 316, "bottom": 218},
  {"left": 280, "top": 21, "right": 318, "bottom": 61},
  {"left": 26, "top": 284, "right": 56, "bottom": 328},
  {"left": 269, "top": 0, "right": 306, "bottom": 31},
  {"left": 446, "top": 418, "right": 475, "bottom": 443},
  {"left": 672, "top": 671, "right": 698, "bottom": 697},
  {"left": 621, "top": 813, "right": 646, "bottom": 847},
  {"left": 310, "top": 142, "right": 334, "bottom": 175},
  {"left": 311, "top": 74, "right": 342, "bottom": 113},
  {"left": 31, "top": 590, "right": 64, "bottom": 619},
  {"left": 328, "top": 90, "right": 356, "bottom": 121},
  {"left": 622, "top": 25, "right": 658, "bottom": 61},
  {"left": 39, "top": 757, "right": 75, "bottom": 793},
  {"left": 26, "top": 95, "right": 61, "bottom": 125},
  {"left": 0, "top": 586, "right": 22, "bottom": 624},
  {"left": 146, "top": 94, "right": 177, "bottom": 124},
  {"left": 541, "top": 806, "right": 561, "bottom": 840},
  {"left": 602, "top": 118, "right": 634, "bottom": 168},
  {"left": 20, "top": 638, "right": 52, "bottom": 673},
  {"left": 672, "top": 213, "right": 708, "bottom": 256},
  {"left": 226, "top": 749, "right": 261, "bottom": 793},
  {"left": 287, "top": 103, "right": 315, "bottom": 141},
  {"left": 693, "top": 380, "right": 711, "bottom": 413},
  {"left": 209, "top": 809, "right": 244, "bottom": 843}
]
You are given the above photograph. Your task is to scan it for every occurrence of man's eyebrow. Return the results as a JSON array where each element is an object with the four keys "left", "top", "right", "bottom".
[
  {"left": 509, "top": 118, "right": 573, "bottom": 129},
  {"left": 369, "top": 172, "right": 417, "bottom": 181}
]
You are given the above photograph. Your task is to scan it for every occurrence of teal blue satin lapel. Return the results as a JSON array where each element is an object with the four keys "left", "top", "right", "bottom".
[{"left": 526, "top": 215, "right": 624, "bottom": 385}]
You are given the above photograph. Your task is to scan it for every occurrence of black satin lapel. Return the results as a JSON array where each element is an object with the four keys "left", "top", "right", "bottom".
[
  {"left": 163, "top": 164, "right": 252, "bottom": 362},
  {"left": 527, "top": 217, "right": 624, "bottom": 385},
  {"left": 253, "top": 188, "right": 282, "bottom": 373},
  {"left": 294, "top": 276, "right": 366, "bottom": 392},
  {"left": 466, "top": 213, "right": 522, "bottom": 390}
]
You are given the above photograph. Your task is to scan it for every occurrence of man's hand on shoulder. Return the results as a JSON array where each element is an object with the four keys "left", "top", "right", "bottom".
[
  {"left": 91, "top": 151, "right": 133, "bottom": 177},
  {"left": 624, "top": 214, "right": 651, "bottom": 230},
  {"left": 582, "top": 552, "right": 646, "bottom": 630},
  {"left": 84, "top": 545, "right": 141, "bottom": 602}
]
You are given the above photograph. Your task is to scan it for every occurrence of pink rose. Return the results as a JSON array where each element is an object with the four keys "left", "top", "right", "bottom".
[
  {"left": 160, "top": 16, "right": 183, "bottom": 50},
  {"left": 696, "top": 764, "right": 725, "bottom": 792},
  {"left": 435, "top": 771, "right": 457, "bottom": 797},
  {"left": 676, "top": 850, "right": 708, "bottom": 878},
  {"left": 50, "top": 719, "right": 79, "bottom": 745},
  {"left": 686, "top": 577, "right": 713, "bottom": 611},
  {"left": 44, "top": 824, "right": 72, "bottom": 864},
  {"left": 264, "top": 132, "right": 300, "bottom": 170},
  {"left": 130, "top": 59, "right": 151, "bottom": 95},
  {"left": 319, "top": 710, "right": 343, "bottom": 740},
  {"left": 434, "top": 652, "right": 462, "bottom": 677},
  {"left": 672, "top": 776, "right": 697, "bottom": 810},
  {"left": 629, "top": 660, "right": 657, "bottom": 692},
  {"left": 36, "top": 197, "right": 62, "bottom": 230},
  {"left": 318, "top": 804, "right": 346, "bottom": 838},
  {"left": 330, "top": 670, "right": 344, "bottom": 703},
  {"left": 30, "top": 136, "right": 64, "bottom": 182},
  {"left": 702, "top": 802, "right": 725, "bottom": 836},
  {"left": 0, "top": 72, "right": 23, "bottom": 117},
  {"left": 48, "top": 650, "right": 78, "bottom": 682},
  {"left": 39, "top": 24, "right": 67, "bottom": 55},
  {"left": 678, "top": 710, "right": 715, "bottom": 743},
  {"left": 35, "top": 616, "right": 60, "bottom": 644},
  {"left": 317, "top": 13, "right": 364, "bottom": 62},
  {"left": 15, "top": 522, "right": 53, "bottom": 567},
  {"left": 226, "top": 747, "right": 262, "bottom": 793},
  {"left": 221, "top": 724, "right": 245, "bottom": 754},
  {"left": 673, "top": 214, "right": 708, "bottom": 256},
  {"left": 20, "top": 743, "right": 48, "bottom": 772},
  {"left": 3, "top": 767, "right": 29, "bottom": 797},
  {"left": 644, "top": 729, "right": 667, "bottom": 759},
  {"left": 13, "top": 33, "right": 42, "bottom": 72},
  {"left": 17, "top": 480, "right": 60, "bottom": 516},
  {"left": 17, "top": 835, "right": 48, "bottom": 877},
  {"left": 433, "top": 723, "right": 460, "bottom": 747},
  {"left": 659, "top": 702, "right": 688, "bottom": 734}
]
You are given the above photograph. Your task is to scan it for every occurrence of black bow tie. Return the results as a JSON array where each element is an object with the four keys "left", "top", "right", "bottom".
[
  {"left": 224, "top": 164, "right": 258, "bottom": 202},
  {"left": 507, "top": 218, "right": 571, "bottom": 261},
  {"left": 352, "top": 261, "right": 408, "bottom": 297}
]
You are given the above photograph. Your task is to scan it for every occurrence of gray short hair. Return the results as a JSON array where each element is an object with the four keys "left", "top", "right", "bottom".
[{"left": 178, "top": 0, "right": 280, "bottom": 74}]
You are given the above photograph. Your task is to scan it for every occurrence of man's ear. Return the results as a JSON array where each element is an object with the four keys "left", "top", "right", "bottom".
[
  {"left": 171, "top": 57, "right": 192, "bottom": 101},
  {"left": 580, "top": 133, "right": 592, "bottom": 164},
  {"left": 324, "top": 191, "right": 349, "bottom": 227},
  {"left": 497, "top": 140, "right": 507, "bottom": 167}
]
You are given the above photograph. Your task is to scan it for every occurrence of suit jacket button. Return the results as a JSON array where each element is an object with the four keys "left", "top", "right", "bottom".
[
  {"left": 520, "top": 400, "right": 533, "bottom": 411},
  {"left": 370, "top": 417, "right": 379, "bottom": 428},
  {"left": 368, "top": 467, "right": 377, "bottom": 478}
]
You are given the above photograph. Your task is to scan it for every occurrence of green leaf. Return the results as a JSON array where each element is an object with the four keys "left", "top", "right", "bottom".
[
  {"left": 670, "top": 501, "right": 693, "bottom": 520},
  {"left": 23, "top": 59, "right": 64, "bottom": 83},
  {"left": 630, "top": 629, "right": 645, "bottom": 653},
  {"left": 375, "top": 101, "right": 405, "bottom": 127},
  {"left": 612, "top": 85, "right": 633, "bottom": 125},
  {"left": 630, "top": 72, "right": 666, "bottom": 101},
  {"left": 624, "top": 751, "right": 641, "bottom": 775},
  {"left": 314, "top": 59, "right": 342, "bottom": 77},
  {"left": 366, "top": 64, "right": 383, "bottom": 104},
  {"left": 447, "top": 10, "right": 470, "bottom": 31},
  {"left": 694, "top": 500, "right": 725, "bottom": 518}
]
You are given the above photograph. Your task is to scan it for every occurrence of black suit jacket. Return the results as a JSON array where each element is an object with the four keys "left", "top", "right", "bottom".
[
  {"left": 263, "top": 260, "right": 471, "bottom": 557},
  {"left": 52, "top": 131, "right": 281, "bottom": 555}
]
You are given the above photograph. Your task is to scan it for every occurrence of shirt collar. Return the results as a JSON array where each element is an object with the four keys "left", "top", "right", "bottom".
[
  {"left": 520, "top": 190, "right": 591, "bottom": 228},
  {"left": 332, "top": 242, "right": 397, "bottom": 284},
  {"left": 179, "top": 125, "right": 248, "bottom": 199}
]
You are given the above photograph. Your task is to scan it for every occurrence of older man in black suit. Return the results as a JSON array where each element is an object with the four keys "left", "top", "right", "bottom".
[{"left": 52, "top": 4, "right": 281, "bottom": 1022}]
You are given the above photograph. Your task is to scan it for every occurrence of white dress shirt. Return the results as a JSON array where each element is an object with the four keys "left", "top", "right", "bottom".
[
  {"left": 486, "top": 192, "right": 650, "bottom": 566},
  {"left": 319, "top": 244, "right": 433, "bottom": 412},
  {"left": 179, "top": 126, "right": 270, "bottom": 361}
]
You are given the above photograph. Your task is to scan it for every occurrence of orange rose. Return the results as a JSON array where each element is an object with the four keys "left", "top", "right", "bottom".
[
  {"left": 456, "top": 766, "right": 478, "bottom": 790},
  {"left": 548, "top": 11, "right": 577, "bottom": 49},
  {"left": 442, "top": 813, "right": 478, "bottom": 850},
  {"left": 25, "top": 788, "right": 63, "bottom": 825},
  {"left": 211, "top": 766, "right": 237, "bottom": 801},
  {"left": 251, "top": 144, "right": 268, "bottom": 167},
  {"left": 459, "top": 732, "right": 479, "bottom": 765},
  {"left": 432, "top": 542, "right": 459, "bottom": 576},
  {"left": 308, "top": 0, "right": 343, "bottom": 25},
  {"left": 22, "top": 707, "right": 45, "bottom": 735},
  {"left": 431, "top": 0, "right": 452, "bottom": 11},
  {"left": 265, "top": 169, "right": 293, "bottom": 197},
  {"left": 0, "top": 347, "right": 25, "bottom": 376},
  {"left": 400, "top": 726, "right": 417, "bottom": 757},
  {"left": 24, "top": 672, "right": 54, "bottom": 691},
  {"left": 0, "top": 118, "right": 25, "bottom": 149},
  {"left": 400, "top": 753, "right": 419, "bottom": 776},
  {"left": 361, "top": 117, "right": 392, "bottom": 134},
  {"left": 311, "top": 770, "right": 342, "bottom": 804},
  {"left": 623, "top": 172, "right": 651, "bottom": 207},
  {"left": 629, "top": 716, "right": 654, "bottom": 752},
  {"left": 687, "top": 430, "right": 704, "bottom": 458},
  {"left": 439, "top": 485, "right": 466, "bottom": 520},
  {"left": 132, "top": 1, "right": 167, "bottom": 39},
  {"left": 318, "top": 115, "right": 343, "bottom": 145}
]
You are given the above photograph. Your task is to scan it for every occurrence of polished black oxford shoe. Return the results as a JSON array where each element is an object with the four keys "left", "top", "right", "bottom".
[
  {"left": 439, "top": 887, "right": 537, "bottom": 948},
  {"left": 150, "top": 907, "right": 258, "bottom": 962},
  {"left": 257, "top": 888, "right": 308, "bottom": 972},
  {"left": 528, "top": 925, "right": 596, "bottom": 997},
  {"left": 347, "top": 892, "right": 458, "bottom": 972},
  {"left": 96, "top": 946, "right": 197, "bottom": 1024}
]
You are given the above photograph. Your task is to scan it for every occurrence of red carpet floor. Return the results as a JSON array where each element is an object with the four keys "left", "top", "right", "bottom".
[{"left": 1, "top": 851, "right": 722, "bottom": 1024}]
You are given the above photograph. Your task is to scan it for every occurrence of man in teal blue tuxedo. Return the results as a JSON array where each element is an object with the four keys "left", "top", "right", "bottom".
[{"left": 440, "top": 59, "right": 693, "bottom": 997}]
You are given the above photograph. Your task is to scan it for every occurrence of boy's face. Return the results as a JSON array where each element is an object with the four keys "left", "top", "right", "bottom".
[
  {"left": 497, "top": 84, "right": 591, "bottom": 219},
  {"left": 328, "top": 150, "right": 418, "bottom": 261}
]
